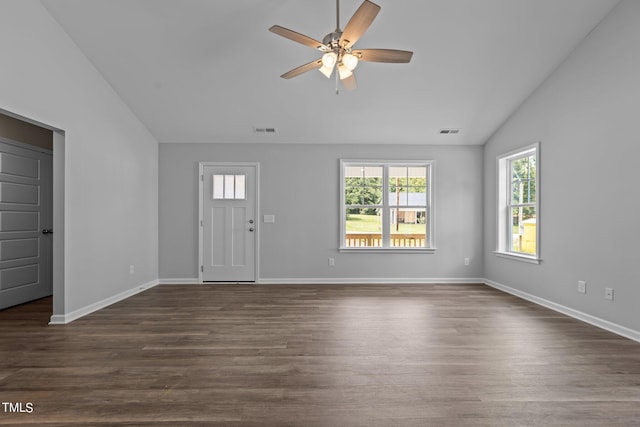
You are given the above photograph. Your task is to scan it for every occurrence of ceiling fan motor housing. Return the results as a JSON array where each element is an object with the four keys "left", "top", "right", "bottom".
[{"left": 322, "top": 31, "right": 343, "bottom": 52}]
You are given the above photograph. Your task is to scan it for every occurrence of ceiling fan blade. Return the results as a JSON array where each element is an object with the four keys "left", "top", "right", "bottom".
[
  {"left": 280, "top": 59, "right": 323, "bottom": 79},
  {"left": 340, "top": 72, "right": 357, "bottom": 91},
  {"left": 269, "top": 25, "right": 328, "bottom": 51},
  {"left": 339, "top": 0, "right": 381, "bottom": 49},
  {"left": 353, "top": 48, "right": 413, "bottom": 63}
]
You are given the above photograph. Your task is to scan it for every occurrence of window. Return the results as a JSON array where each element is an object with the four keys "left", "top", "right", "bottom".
[
  {"left": 213, "top": 174, "right": 245, "bottom": 200},
  {"left": 496, "top": 143, "right": 540, "bottom": 262},
  {"left": 340, "top": 160, "right": 435, "bottom": 252}
]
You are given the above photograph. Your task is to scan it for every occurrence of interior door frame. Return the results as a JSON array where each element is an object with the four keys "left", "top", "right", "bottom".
[
  {"left": 198, "top": 162, "right": 260, "bottom": 283},
  {"left": 0, "top": 137, "right": 53, "bottom": 308},
  {"left": 0, "top": 109, "right": 65, "bottom": 323}
]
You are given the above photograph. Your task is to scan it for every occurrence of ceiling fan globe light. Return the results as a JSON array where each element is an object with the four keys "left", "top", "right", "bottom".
[
  {"left": 342, "top": 53, "right": 358, "bottom": 71},
  {"left": 322, "top": 52, "right": 337, "bottom": 68},
  {"left": 319, "top": 64, "right": 334, "bottom": 78},
  {"left": 338, "top": 64, "right": 353, "bottom": 80}
]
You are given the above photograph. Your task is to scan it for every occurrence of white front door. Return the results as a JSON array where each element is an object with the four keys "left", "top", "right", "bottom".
[
  {"left": 0, "top": 140, "right": 52, "bottom": 310},
  {"left": 200, "top": 164, "right": 257, "bottom": 282}
]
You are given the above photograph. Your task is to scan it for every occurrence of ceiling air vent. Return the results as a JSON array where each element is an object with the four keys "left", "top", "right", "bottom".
[
  {"left": 439, "top": 128, "right": 460, "bottom": 135},
  {"left": 254, "top": 127, "right": 277, "bottom": 134}
]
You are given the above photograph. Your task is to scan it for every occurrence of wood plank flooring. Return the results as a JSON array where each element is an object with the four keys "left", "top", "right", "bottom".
[{"left": 1, "top": 283, "right": 639, "bottom": 426}]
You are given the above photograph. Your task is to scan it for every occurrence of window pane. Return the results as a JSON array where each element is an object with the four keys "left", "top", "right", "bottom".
[
  {"left": 344, "top": 208, "right": 382, "bottom": 247},
  {"left": 345, "top": 165, "right": 383, "bottom": 205},
  {"left": 224, "top": 175, "right": 235, "bottom": 199},
  {"left": 363, "top": 166, "right": 383, "bottom": 179},
  {"left": 213, "top": 175, "right": 224, "bottom": 199},
  {"left": 235, "top": 174, "right": 246, "bottom": 199},
  {"left": 389, "top": 166, "right": 427, "bottom": 206},
  {"left": 389, "top": 186, "right": 406, "bottom": 206},
  {"left": 389, "top": 208, "right": 427, "bottom": 247},
  {"left": 389, "top": 166, "right": 407, "bottom": 192},
  {"left": 510, "top": 207, "right": 536, "bottom": 254},
  {"left": 408, "top": 166, "right": 427, "bottom": 180},
  {"left": 389, "top": 187, "right": 428, "bottom": 207},
  {"left": 511, "top": 155, "right": 536, "bottom": 204},
  {"left": 344, "top": 166, "right": 382, "bottom": 179},
  {"left": 345, "top": 181, "right": 382, "bottom": 205}
]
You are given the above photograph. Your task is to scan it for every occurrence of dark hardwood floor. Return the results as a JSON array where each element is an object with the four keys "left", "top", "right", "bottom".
[{"left": 1, "top": 283, "right": 639, "bottom": 426}]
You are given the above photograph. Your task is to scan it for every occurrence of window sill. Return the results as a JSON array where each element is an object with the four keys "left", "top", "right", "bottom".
[
  {"left": 493, "top": 251, "right": 541, "bottom": 264},
  {"left": 340, "top": 247, "right": 437, "bottom": 254}
]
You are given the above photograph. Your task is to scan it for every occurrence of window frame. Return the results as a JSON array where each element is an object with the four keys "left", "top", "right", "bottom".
[
  {"left": 495, "top": 142, "right": 541, "bottom": 263},
  {"left": 339, "top": 159, "right": 436, "bottom": 253}
]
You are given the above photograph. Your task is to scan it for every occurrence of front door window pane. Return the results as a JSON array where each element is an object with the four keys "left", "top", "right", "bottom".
[
  {"left": 213, "top": 175, "right": 224, "bottom": 199},
  {"left": 235, "top": 175, "right": 245, "bottom": 199}
]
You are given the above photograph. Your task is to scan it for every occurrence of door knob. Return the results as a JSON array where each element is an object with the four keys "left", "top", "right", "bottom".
[
  {"left": 42, "top": 229, "right": 53, "bottom": 235},
  {"left": 249, "top": 227, "right": 255, "bottom": 232},
  {"left": 249, "top": 219, "right": 254, "bottom": 224}
]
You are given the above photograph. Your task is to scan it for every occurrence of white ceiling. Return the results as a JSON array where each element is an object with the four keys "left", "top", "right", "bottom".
[{"left": 41, "top": 0, "right": 619, "bottom": 145}]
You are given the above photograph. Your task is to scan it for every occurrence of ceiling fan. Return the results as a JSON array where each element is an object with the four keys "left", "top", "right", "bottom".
[{"left": 269, "top": 0, "right": 413, "bottom": 91}]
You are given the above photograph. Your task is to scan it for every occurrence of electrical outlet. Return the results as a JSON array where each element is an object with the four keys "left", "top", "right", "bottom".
[
  {"left": 464, "top": 258, "right": 470, "bottom": 266},
  {"left": 129, "top": 265, "right": 135, "bottom": 275},
  {"left": 328, "top": 258, "right": 335, "bottom": 267},
  {"left": 578, "top": 280, "right": 586, "bottom": 294},
  {"left": 605, "top": 287, "right": 614, "bottom": 301}
]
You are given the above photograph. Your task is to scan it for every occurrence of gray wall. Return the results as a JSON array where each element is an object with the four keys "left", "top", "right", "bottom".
[
  {"left": 1, "top": 0, "right": 159, "bottom": 316},
  {"left": 483, "top": 0, "right": 640, "bottom": 332},
  {"left": 160, "top": 143, "right": 483, "bottom": 281}
]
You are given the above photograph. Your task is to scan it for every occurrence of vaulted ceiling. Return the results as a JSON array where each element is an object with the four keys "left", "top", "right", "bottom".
[{"left": 41, "top": 0, "right": 619, "bottom": 145}]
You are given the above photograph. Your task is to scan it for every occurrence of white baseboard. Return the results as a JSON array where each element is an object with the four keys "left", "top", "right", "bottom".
[
  {"left": 49, "top": 279, "right": 159, "bottom": 325},
  {"left": 484, "top": 279, "right": 640, "bottom": 343},
  {"left": 257, "top": 278, "right": 485, "bottom": 285},
  {"left": 158, "top": 278, "right": 199, "bottom": 285},
  {"left": 158, "top": 277, "right": 484, "bottom": 285}
]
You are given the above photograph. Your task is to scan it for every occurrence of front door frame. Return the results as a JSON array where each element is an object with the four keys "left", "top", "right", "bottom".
[{"left": 198, "top": 162, "right": 260, "bottom": 283}]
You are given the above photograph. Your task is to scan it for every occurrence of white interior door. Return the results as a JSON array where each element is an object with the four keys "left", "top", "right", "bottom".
[
  {"left": 0, "top": 140, "right": 52, "bottom": 310},
  {"left": 201, "top": 164, "right": 257, "bottom": 282}
]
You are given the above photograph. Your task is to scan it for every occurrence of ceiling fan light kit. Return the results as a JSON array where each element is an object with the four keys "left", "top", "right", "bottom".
[
  {"left": 269, "top": 0, "right": 413, "bottom": 92},
  {"left": 342, "top": 53, "right": 358, "bottom": 71}
]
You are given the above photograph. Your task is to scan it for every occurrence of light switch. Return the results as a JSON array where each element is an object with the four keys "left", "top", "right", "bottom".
[{"left": 263, "top": 214, "right": 275, "bottom": 223}]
